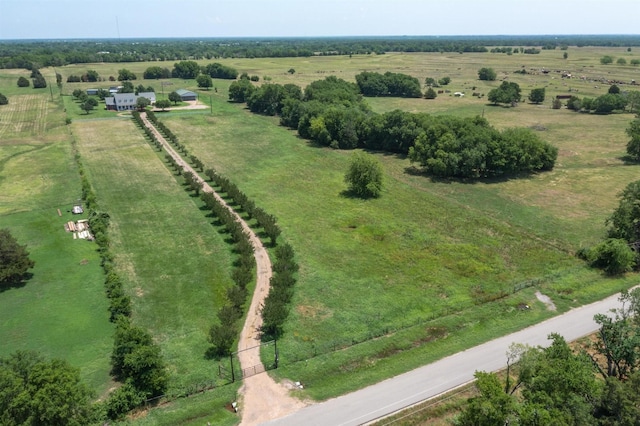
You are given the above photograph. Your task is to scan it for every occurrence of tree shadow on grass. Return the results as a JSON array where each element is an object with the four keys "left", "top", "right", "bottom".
[
  {"left": 0, "top": 273, "right": 33, "bottom": 293},
  {"left": 404, "top": 165, "right": 535, "bottom": 185}
]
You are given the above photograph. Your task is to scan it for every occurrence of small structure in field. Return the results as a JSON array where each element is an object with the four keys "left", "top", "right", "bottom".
[{"left": 176, "top": 89, "right": 197, "bottom": 101}]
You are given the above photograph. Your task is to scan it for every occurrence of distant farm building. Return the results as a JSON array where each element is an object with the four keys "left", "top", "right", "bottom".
[
  {"left": 86, "top": 89, "right": 99, "bottom": 96},
  {"left": 105, "top": 92, "right": 156, "bottom": 111},
  {"left": 176, "top": 89, "right": 197, "bottom": 101}
]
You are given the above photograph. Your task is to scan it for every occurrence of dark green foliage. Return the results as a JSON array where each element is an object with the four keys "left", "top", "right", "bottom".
[
  {"left": 201, "top": 62, "right": 238, "bottom": 79},
  {"left": 247, "top": 83, "right": 296, "bottom": 115},
  {"left": 168, "top": 91, "right": 181, "bottom": 105},
  {"left": 609, "top": 84, "right": 621, "bottom": 94},
  {"left": 172, "top": 60, "right": 200, "bottom": 79},
  {"left": 593, "top": 93, "right": 627, "bottom": 114},
  {"left": 455, "top": 371, "right": 516, "bottom": 426},
  {"left": 111, "top": 318, "right": 167, "bottom": 397},
  {"left": 344, "top": 151, "right": 384, "bottom": 198},
  {"left": 196, "top": 73, "right": 213, "bottom": 89},
  {"left": 117, "top": 68, "right": 137, "bottom": 81},
  {"left": 155, "top": 99, "right": 171, "bottom": 110},
  {"left": 601, "top": 55, "right": 614, "bottom": 64},
  {"left": 84, "top": 70, "right": 99, "bottom": 82},
  {"left": 0, "top": 351, "right": 94, "bottom": 425},
  {"left": 16, "top": 76, "right": 29, "bottom": 87},
  {"left": 31, "top": 69, "right": 47, "bottom": 88},
  {"left": 409, "top": 116, "right": 557, "bottom": 178},
  {"left": 626, "top": 118, "right": 640, "bottom": 161},
  {"left": 229, "top": 79, "right": 256, "bottom": 102},
  {"left": 528, "top": 87, "right": 545, "bottom": 104},
  {"left": 424, "top": 87, "right": 437, "bottom": 99},
  {"left": 0, "top": 93, "right": 7, "bottom": 105},
  {"left": 208, "top": 323, "right": 237, "bottom": 357},
  {"left": 67, "top": 74, "right": 81, "bottom": 82},
  {"left": 456, "top": 334, "right": 600, "bottom": 426},
  {"left": 478, "top": 67, "right": 497, "bottom": 81},
  {"left": 488, "top": 81, "right": 521, "bottom": 105},
  {"left": 143, "top": 66, "right": 171, "bottom": 79},
  {"left": 607, "top": 180, "right": 640, "bottom": 248},
  {"left": 104, "top": 382, "right": 145, "bottom": 421},
  {"left": 586, "top": 239, "right": 635, "bottom": 276},
  {"left": 355, "top": 71, "right": 422, "bottom": 97},
  {"left": 0, "top": 228, "right": 35, "bottom": 288}
]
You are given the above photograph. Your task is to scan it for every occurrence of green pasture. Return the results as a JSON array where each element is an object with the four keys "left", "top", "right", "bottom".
[
  {"left": 2, "top": 45, "right": 640, "bottom": 421},
  {"left": 0, "top": 76, "right": 113, "bottom": 395},
  {"left": 156, "top": 48, "right": 640, "bottom": 399},
  {"left": 72, "top": 118, "right": 238, "bottom": 392}
]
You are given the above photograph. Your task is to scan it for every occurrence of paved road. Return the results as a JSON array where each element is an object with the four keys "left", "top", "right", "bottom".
[{"left": 264, "top": 291, "right": 627, "bottom": 426}]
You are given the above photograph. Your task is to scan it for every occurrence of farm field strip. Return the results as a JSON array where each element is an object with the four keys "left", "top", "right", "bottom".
[{"left": 72, "top": 118, "right": 238, "bottom": 391}]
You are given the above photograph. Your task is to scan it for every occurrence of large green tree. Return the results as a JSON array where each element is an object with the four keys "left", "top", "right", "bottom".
[
  {"left": 168, "top": 91, "right": 181, "bottom": 105},
  {"left": 0, "top": 228, "right": 35, "bottom": 288},
  {"left": 196, "top": 73, "right": 213, "bottom": 89},
  {"left": 117, "top": 68, "right": 137, "bottom": 81},
  {"left": 478, "top": 67, "right": 497, "bottom": 81},
  {"left": 344, "top": 151, "right": 383, "bottom": 198},
  {"left": 488, "top": 81, "right": 521, "bottom": 106},
  {"left": 0, "top": 93, "right": 7, "bottom": 105},
  {"left": 0, "top": 351, "right": 94, "bottom": 425},
  {"left": 626, "top": 117, "right": 640, "bottom": 161},
  {"left": 606, "top": 180, "right": 640, "bottom": 246},
  {"left": 528, "top": 87, "right": 545, "bottom": 104}
]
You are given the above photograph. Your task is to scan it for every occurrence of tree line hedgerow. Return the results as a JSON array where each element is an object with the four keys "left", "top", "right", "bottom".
[
  {"left": 230, "top": 75, "right": 558, "bottom": 179},
  {"left": 132, "top": 111, "right": 296, "bottom": 356}
]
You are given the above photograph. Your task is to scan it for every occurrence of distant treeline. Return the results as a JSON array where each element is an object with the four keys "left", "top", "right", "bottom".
[{"left": 2, "top": 35, "right": 640, "bottom": 69}]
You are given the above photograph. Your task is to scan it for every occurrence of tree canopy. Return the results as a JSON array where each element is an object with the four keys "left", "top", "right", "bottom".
[
  {"left": 488, "top": 81, "right": 521, "bottom": 106},
  {"left": 0, "top": 92, "right": 7, "bottom": 105},
  {"left": 355, "top": 71, "right": 422, "bottom": 97},
  {"left": 16, "top": 76, "right": 29, "bottom": 87},
  {"left": 528, "top": 87, "right": 545, "bottom": 104},
  {"left": 478, "top": 67, "right": 497, "bottom": 81},
  {"left": 0, "top": 351, "right": 94, "bottom": 425},
  {"left": 172, "top": 60, "right": 200, "bottom": 79},
  {"left": 196, "top": 73, "right": 213, "bottom": 89},
  {"left": 117, "top": 68, "right": 137, "bottom": 81},
  {"left": 344, "top": 151, "right": 384, "bottom": 198},
  {"left": 0, "top": 228, "right": 35, "bottom": 289}
]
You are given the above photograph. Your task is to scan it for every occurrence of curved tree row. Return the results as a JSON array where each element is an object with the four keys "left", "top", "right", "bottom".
[{"left": 132, "top": 113, "right": 296, "bottom": 355}]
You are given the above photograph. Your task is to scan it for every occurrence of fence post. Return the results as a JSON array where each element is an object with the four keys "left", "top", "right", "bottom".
[{"left": 229, "top": 354, "right": 235, "bottom": 383}]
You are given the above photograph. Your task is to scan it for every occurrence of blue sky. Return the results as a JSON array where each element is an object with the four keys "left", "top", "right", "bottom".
[{"left": 0, "top": 0, "right": 638, "bottom": 40}]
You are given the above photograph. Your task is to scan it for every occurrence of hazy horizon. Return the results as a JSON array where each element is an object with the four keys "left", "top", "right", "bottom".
[{"left": 1, "top": 0, "right": 638, "bottom": 40}]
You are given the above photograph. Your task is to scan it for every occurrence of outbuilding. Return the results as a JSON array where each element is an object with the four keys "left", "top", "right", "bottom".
[
  {"left": 176, "top": 89, "right": 197, "bottom": 101},
  {"left": 86, "top": 89, "right": 99, "bottom": 96}
]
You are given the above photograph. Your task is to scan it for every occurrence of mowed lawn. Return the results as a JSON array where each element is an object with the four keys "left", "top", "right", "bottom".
[
  {"left": 72, "top": 117, "right": 238, "bottom": 391},
  {"left": 0, "top": 83, "right": 114, "bottom": 394}
]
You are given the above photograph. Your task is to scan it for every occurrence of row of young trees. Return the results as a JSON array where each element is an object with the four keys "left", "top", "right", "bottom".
[
  {"left": 232, "top": 76, "right": 557, "bottom": 178},
  {"left": 133, "top": 111, "right": 294, "bottom": 355},
  {"left": 458, "top": 289, "right": 640, "bottom": 425}
]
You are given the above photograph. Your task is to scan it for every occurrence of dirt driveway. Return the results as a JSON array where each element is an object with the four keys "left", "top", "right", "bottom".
[{"left": 140, "top": 113, "right": 306, "bottom": 425}]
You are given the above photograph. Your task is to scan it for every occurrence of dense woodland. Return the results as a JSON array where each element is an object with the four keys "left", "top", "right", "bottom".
[{"left": 2, "top": 35, "right": 640, "bottom": 69}]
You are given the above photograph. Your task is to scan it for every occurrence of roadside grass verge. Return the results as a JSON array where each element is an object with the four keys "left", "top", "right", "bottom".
[{"left": 72, "top": 118, "right": 238, "bottom": 391}]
